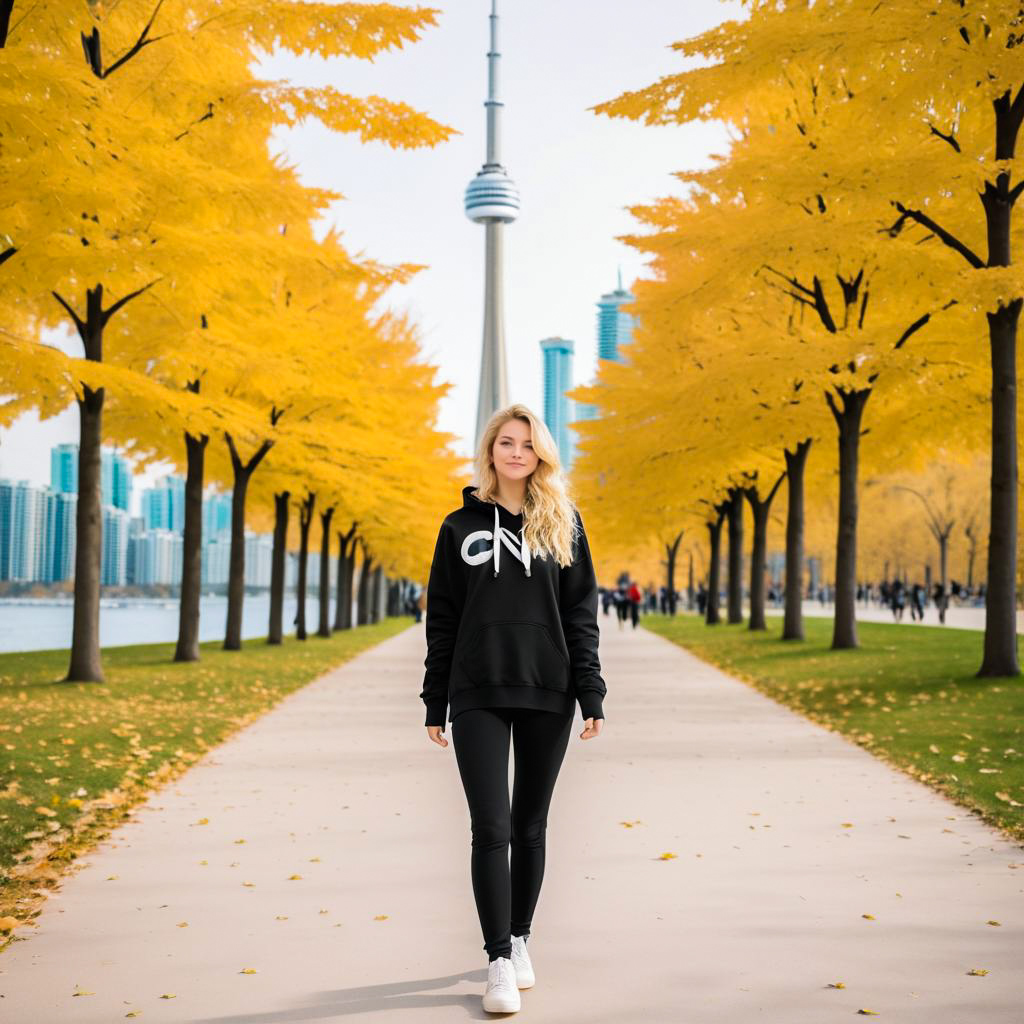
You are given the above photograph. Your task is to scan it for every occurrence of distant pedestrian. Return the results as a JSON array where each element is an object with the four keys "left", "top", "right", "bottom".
[
  {"left": 890, "top": 579, "right": 906, "bottom": 622},
  {"left": 627, "top": 581, "right": 642, "bottom": 629},
  {"left": 910, "top": 583, "right": 925, "bottom": 622}
]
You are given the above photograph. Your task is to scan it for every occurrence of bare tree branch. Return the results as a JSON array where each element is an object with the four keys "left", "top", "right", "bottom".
[{"left": 887, "top": 201, "right": 984, "bottom": 268}]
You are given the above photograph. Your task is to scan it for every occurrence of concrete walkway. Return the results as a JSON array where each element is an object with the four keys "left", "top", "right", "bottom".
[{"left": 1, "top": 620, "right": 1021, "bottom": 1023}]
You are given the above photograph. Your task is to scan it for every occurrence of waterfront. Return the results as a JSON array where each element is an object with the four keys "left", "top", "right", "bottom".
[{"left": 0, "top": 594, "right": 312, "bottom": 653}]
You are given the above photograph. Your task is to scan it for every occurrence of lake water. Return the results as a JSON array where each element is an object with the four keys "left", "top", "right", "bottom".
[{"left": 0, "top": 594, "right": 339, "bottom": 654}]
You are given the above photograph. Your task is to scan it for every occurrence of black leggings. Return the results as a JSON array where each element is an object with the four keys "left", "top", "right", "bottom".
[{"left": 451, "top": 706, "right": 574, "bottom": 961}]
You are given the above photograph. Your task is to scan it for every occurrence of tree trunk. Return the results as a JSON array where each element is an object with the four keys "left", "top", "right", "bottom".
[
  {"left": 268, "top": 490, "right": 289, "bottom": 645},
  {"left": 665, "top": 531, "right": 682, "bottom": 615},
  {"left": 357, "top": 546, "right": 372, "bottom": 625},
  {"left": 726, "top": 487, "right": 744, "bottom": 624},
  {"left": 343, "top": 535, "right": 359, "bottom": 629},
  {"left": 370, "top": 565, "right": 383, "bottom": 624},
  {"left": 782, "top": 439, "right": 812, "bottom": 641},
  {"left": 687, "top": 550, "right": 694, "bottom": 612},
  {"left": 333, "top": 524, "right": 357, "bottom": 630},
  {"left": 174, "top": 423, "right": 208, "bottom": 662},
  {"left": 980, "top": 301, "right": 1021, "bottom": 673},
  {"left": 67, "top": 382, "right": 105, "bottom": 682},
  {"left": 296, "top": 492, "right": 315, "bottom": 640},
  {"left": 977, "top": 88, "right": 1022, "bottom": 674},
  {"left": 318, "top": 506, "right": 334, "bottom": 637},
  {"left": 706, "top": 510, "right": 725, "bottom": 625},
  {"left": 223, "top": 433, "right": 274, "bottom": 651},
  {"left": 938, "top": 531, "right": 950, "bottom": 625},
  {"left": 827, "top": 387, "right": 871, "bottom": 650},
  {"left": 744, "top": 472, "right": 785, "bottom": 632}
]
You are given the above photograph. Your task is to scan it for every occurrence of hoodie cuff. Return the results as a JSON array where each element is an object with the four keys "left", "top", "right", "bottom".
[
  {"left": 577, "top": 692, "right": 604, "bottom": 721},
  {"left": 424, "top": 700, "right": 448, "bottom": 728}
]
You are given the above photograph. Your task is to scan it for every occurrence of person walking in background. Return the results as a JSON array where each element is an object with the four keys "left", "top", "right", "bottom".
[
  {"left": 613, "top": 582, "right": 629, "bottom": 629},
  {"left": 627, "top": 580, "right": 642, "bottom": 629},
  {"left": 910, "top": 582, "right": 925, "bottom": 622},
  {"left": 419, "top": 403, "right": 607, "bottom": 1015},
  {"left": 890, "top": 578, "right": 906, "bottom": 622}
]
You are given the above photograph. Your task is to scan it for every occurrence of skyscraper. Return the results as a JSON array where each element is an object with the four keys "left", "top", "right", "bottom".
[
  {"left": 51, "top": 443, "right": 78, "bottom": 494},
  {"left": 142, "top": 475, "right": 186, "bottom": 533},
  {"left": 101, "top": 447, "right": 132, "bottom": 512},
  {"left": 596, "top": 269, "right": 636, "bottom": 363},
  {"left": 465, "top": 0, "right": 520, "bottom": 449},
  {"left": 539, "top": 337, "right": 575, "bottom": 468},
  {"left": 574, "top": 271, "right": 639, "bottom": 430}
]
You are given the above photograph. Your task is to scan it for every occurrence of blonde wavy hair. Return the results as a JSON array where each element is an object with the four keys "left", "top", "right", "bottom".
[{"left": 472, "top": 403, "right": 579, "bottom": 568}]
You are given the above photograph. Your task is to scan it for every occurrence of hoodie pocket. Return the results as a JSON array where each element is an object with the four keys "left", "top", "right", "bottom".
[{"left": 459, "top": 620, "right": 570, "bottom": 693}]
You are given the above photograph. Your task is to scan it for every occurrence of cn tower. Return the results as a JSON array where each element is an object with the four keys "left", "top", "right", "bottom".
[{"left": 465, "top": 0, "right": 520, "bottom": 448}]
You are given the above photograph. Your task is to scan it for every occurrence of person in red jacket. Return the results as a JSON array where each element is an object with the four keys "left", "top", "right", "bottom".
[
  {"left": 627, "top": 580, "right": 642, "bottom": 628},
  {"left": 420, "top": 402, "right": 607, "bottom": 1014}
]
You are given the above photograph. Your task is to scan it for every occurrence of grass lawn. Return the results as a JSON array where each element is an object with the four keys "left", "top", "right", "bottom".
[
  {"left": 0, "top": 617, "right": 413, "bottom": 931},
  {"left": 642, "top": 613, "right": 1024, "bottom": 844}
]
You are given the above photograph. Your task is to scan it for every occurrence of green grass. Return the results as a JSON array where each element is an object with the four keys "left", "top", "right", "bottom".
[
  {"left": 0, "top": 617, "right": 413, "bottom": 926},
  {"left": 643, "top": 613, "right": 1024, "bottom": 844}
]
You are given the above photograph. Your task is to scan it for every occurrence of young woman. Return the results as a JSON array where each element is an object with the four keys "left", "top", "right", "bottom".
[{"left": 419, "top": 403, "right": 607, "bottom": 1015}]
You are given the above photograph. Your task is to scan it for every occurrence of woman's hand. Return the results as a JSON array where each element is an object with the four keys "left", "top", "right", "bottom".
[
  {"left": 426, "top": 725, "right": 448, "bottom": 747},
  {"left": 580, "top": 717, "right": 603, "bottom": 740}
]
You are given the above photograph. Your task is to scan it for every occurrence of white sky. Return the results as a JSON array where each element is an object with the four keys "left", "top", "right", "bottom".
[{"left": 0, "top": 0, "right": 741, "bottom": 512}]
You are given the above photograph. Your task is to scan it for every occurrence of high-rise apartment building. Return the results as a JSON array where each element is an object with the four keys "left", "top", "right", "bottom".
[
  {"left": 101, "top": 447, "right": 132, "bottom": 512},
  {"left": 141, "top": 475, "right": 186, "bottom": 533},
  {"left": 51, "top": 443, "right": 78, "bottom": 494},
  {"left": 539, "top": 337, "right": 575, "bottom": 469}
]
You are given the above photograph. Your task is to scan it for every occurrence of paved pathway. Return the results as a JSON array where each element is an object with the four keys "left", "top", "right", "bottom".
[{"left": 1, "top": 621, "right": 1021, "bottom": 1022}]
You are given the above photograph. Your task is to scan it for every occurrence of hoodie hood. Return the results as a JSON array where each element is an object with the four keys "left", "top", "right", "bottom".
[{"left": 461, "top": 484, "right": 532, "bottom": 579}]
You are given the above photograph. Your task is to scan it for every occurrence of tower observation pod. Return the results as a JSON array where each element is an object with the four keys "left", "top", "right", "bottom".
[{"left": 466, "top": 0, "right": 520, "bottom": 448}]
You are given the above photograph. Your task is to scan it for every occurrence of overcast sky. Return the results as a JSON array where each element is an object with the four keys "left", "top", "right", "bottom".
[{"left": 0, "top": 0, "right": 741, "bottom": 510}]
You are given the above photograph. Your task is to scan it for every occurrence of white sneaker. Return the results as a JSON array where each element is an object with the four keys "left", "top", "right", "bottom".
[
  {"left": 482, "top": 955, "right": 521, "bottom": 1013},
  {"left": 510, "top": 933, "right": 535, "bottom": 988}
]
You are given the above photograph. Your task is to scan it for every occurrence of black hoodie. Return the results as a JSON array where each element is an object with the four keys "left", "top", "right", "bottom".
[{"left": 419, "top": 485, "right": 607, "bottom": 726}]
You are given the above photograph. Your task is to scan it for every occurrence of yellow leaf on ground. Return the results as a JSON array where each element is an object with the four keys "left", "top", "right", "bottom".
[
  {"left": 826, "top": 981, "right": 846, "bottom": 989},
  {"left": 862, "top": 913, "right": 876, "bottom": 920},
  {"left": 967, "top": 968, "right": 989, "bottom": 976},
  {"left": 658, "top": 851, "right": 677, "bottom": 860},
  {"left": 288, "top": 874, "right": 303, "bottom": 880},
  {"left": 0, "top": 917, "right": 19, "bottom": 932},
  {"left": 239, "top": 968, "right": 257, "bottom": 974},
  {"left": 987, "top": 920, "right": 1001, "bottom": 926},
  {"left": 374, "top": 914, "right": 389, "bottom": 920},
  {"left": 856, "top": 1010, "right": 879, "bottom": 1016},
  {"left": 196, "top": 817, "right": 209, "bottom": 825}
]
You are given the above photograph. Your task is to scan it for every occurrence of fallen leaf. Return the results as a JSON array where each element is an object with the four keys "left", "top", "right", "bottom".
[
  {"left": 196, "top": 817, "right": 209, "bottom": 825},
  {"left": 658, "top": 852, "right": 677, "bottom": 860},
  {"left": 987, "top": 920, "right": 1001, "bottom": 927},
  {"left": 288, "top": 874, "right": 302, "bottom": 880},
  {"left": 374, "top": 914, "right": 389, "bottom": 921},
  {"left": 862, "top": 913, "right": 876, "bottom": 920},
  {"left": 159, "top": 993, "right": 177, "bottom": 999},
  {"left": 826, "top": 981, "right": 846, "bottom": 989},
  {"left": 966, "top": 968, "right": 989, "bottom": 976},
  {"left": 239, "top": 968, "right": 257, "bottom": 974},
  {"left": 841, "top": 822, "right": 854, "bottom": 828},
  {"left": 176, "top": 922, "right": 188, "bottom": 928},
  {"left": 71, "top": 988, "right": 95, "bottom": 997},
  {"left": 856, "top": 1010, "right": 879, "bottom": 1016},
  {"left": 0, "top": 917, "right": 19, "bottom": 932}
]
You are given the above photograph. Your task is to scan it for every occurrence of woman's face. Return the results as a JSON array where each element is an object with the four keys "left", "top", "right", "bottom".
[{"left": 491, "top": 418, "right": 540, "bottom": 484}]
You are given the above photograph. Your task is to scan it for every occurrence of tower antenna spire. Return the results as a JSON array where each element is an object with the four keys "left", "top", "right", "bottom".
[{"left": 466, "top": 0, "right": 520, "bottom": 450}]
